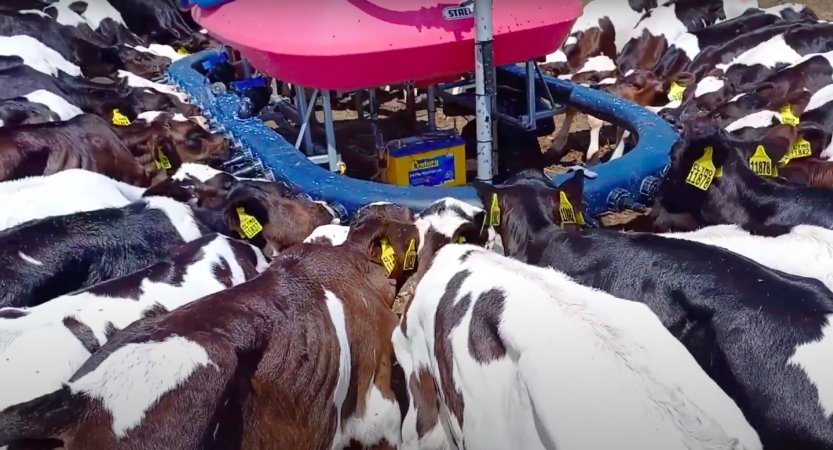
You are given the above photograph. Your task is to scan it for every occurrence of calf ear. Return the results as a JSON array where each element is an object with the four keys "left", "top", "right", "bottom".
[
  {"left": 152, "top": 138, "right": 183, "bottom": 173},
  {"left": 555, "top": 171, "right": 587, "bottom": 227},
  {"left": 471, "top": 180, "right": 503, "bottom": 228},
  {"left": 223, "top": 191, "right": 270, "bottom": 243},
  {"left": 798, "top": 122, "right": 829, "bottom": 158},
  {"left": 450, "top": 217, "right": 489, "bottom": 247},
  {"left": 764, "top": 124, "right": 800, "bottom": 162},
  {"left": 349, "top": 218, "right": 420, "bottom": 278}
]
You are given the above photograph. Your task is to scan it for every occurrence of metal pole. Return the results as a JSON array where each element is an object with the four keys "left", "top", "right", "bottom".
[
  {"left": 525, "top": 61, "right": 537, "bottom": 131},
  {"left": 369, "top": 88, "right": 383, "bottom": 150},
  {"left": 322, "top": 90, "right": 340, "bottom": 172},
  {"left": 294, "top": 88, "right": 320, "bottom": 150},
  {"left": 294, "top": 85, "right": 314, "bottom": 152},
  {"left": 427, "top": 85, "right": 437, "bottom": 131},
  {"left": 474, "top": 0, "right": 495, "bottom": 182}
]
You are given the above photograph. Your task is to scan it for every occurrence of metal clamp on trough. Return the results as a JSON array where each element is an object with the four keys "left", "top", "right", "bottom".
[{"left": 168, "top": 50, "right": 678, "bottom": 216}]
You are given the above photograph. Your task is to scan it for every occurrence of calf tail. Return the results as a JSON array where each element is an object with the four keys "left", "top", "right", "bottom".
[{"left": 0, "top": 387, "right": 77, "bottom": 446}]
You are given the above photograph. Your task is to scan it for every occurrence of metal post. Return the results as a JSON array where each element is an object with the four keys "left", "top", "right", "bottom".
[
  {"left": 294, "top": 88, "right": 320, "bottom": 150},
  {"left": 525, "top": 61, "right": 537, "bottom": 131},
  {"left": 474, "top": 0, "right": 495, "bottom": 182},
  {"left": 294, "top": 85, "right": 313, "bottom": 152},
  {"left": 321, "top": 90, "right": 340, "bottom": 172},
  {"left": 369, "top": 88, "right": 383, "bottom": 150},
  {"left": 427, "top": 85, "right": 437, "bottom": 131}
]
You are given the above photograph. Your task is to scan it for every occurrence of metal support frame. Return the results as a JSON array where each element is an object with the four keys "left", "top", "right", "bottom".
[
  {"left": 321, "top": 90, "right": 341, "bottom": 172},
  {"left": 474, "top": 0, "right": 495, "bottom": 182},
  {"left": 294, "top": 87, "right": 319, "bottom": 151},
  {"left": 369, "top": 88, "right": 383, "bottom": 150},
  {"left": 294, "top": 85, "right": 314, "bottom": 152},
  {"left": 524, "top": 61, "right": 537, "bottom": 131},
  {"left": 427, "top": 85, "right": 437, "bottom": 131}
]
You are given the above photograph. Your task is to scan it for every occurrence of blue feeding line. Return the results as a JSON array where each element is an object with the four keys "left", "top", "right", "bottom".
[
  {"left": 231, "top": 77, "right": 268, "bottom": 91},
  {"left": 168, "top": 50, "right": 678, "bottom": 216}
]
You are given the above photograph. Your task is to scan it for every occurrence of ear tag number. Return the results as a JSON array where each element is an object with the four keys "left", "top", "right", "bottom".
[
  {"left": 236, "top": 207, "right": 263, "bottom": 239},
  {"left": 749, "top": 145, "right": 776, "bottom": 177},
  {"left": 559, "top": 191, "right": 579, "bottom": 224},
  {"left": 154, "top": 148, "right": 172, "bottom": 170},
  {"left": 380, "top": 238, "right": 396, "bottom": 276},
  {"left": 668, "top": 82, "right": 686, "bottom": 102},
  {"left": 686, "top": 146, "right": 718, "bottom": 191},
  {"left": 403, "top": 239, "right": 416, "bottom": 271},
  {"left": 780, "top": 105, "right": 800, "bottom": 126},
  {"left": 111, "top": 109, "right": 131, "bottom": 126},
  {"left": 781, "top": 137, "right": 812, "bottom": 165},
  {"left": 489, "top": 193, "right": 501, "bottom": 226}
]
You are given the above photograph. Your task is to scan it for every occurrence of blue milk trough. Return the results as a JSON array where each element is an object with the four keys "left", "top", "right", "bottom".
[{"left": 167, "top": 50, "right": 678, "bottom": 218}]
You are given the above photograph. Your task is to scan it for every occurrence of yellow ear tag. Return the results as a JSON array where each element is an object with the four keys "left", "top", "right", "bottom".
[
  {"left": 668, "top": 82, "right": 686, "bottom": 102},
  {"left": 559, "top": 191, "right": 578, "bottom": 224},
  {"left": 154, "top": 147, "right": 172, "bottom": 170},
  {"left": 111, "top": 109, "right": 131, "bottom": 126},
  {"left": 403, "top": 239, "right": 417, "bottom": 271},
  {"left": 779, "top": 105, "right": 800, "bottom": 126},
  {"left": 749, "top": 145, "right": 777, "bottom": 177},
  {"left": 380, "top": 238, "right": 396, "bottom": 276},
  {"left": 686, "top": 146, "right": 718, "bottom": 191},
  {"left": 337, "top": 161, "right": 347, "bottom": 175},
  {"left": 489, "top": 193, "right": 501, "bottom": 226},
  {"left": 177, "top": 47, "right": 190, "bottom": 55},
  {"left": 781, "top": 137, "right": 812, "bottom": 165},
  {"left": 236, "top": 207, "right": 263, "bottom": 239}
]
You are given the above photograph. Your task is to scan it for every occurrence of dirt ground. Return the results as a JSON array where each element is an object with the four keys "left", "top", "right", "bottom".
[{"left": 759, "top": 0, "right": 833, "bottom": 18}]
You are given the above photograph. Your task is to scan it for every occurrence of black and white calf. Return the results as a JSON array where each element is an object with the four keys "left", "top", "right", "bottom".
[
  {"left": 392, "top": 243, "right": 761, "bottom": 450},
  {"left": 0, "top": 233, "right": 267, "bottom": 422},
  {"left": 475, "top": 171, "right": 833, "bottom": 449},
  {"left": 0, "top": 169, "right": 145, "bottom": 231}
]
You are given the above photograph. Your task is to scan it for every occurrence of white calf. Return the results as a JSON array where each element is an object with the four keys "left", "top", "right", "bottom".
[
  {"left": 392, "top": 245, "right": 762, "bottom": 450},
  {"left": 0, "top": 233, "right": 268, "bottom": 413},
  {"left": 663, "top": 224, "right": 833, "bottom": 290},
  {"left": 0, "top": 169, "right": 145, "bottom": 231}
]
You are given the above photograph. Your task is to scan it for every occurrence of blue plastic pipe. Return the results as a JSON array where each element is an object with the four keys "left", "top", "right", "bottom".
[{"left": 168, "top": 50, "right": 678, "bottom": 216}]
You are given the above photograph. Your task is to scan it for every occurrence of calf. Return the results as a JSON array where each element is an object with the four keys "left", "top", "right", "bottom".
[
  {"left": 0, "top": 169, "right": 145, "bottom": 231},
  {"left": 651, "top": 119, "right": 833, "bottom": 231},
  {"left": 0, "top": 234, "right": 267, "bottom": 424},
  {"left": 0, "top": 182, "right": 333, "bottom": 308},
  {"left": 393, "top": 243, "right": 761, "bottom": 450},
  {"left": 0, "top": 216, "right": 426, "bottom": 450},
  {"left": 0, "top": 34, "right": 81, "bottom": 77},
  {"left": 111, "top": 117, "right": 229, "bottom": 168},
  {"left": 475, "top": 171, "right": 833, "bottom": 449},
  {"left": 107, "top": 0, "right": 200, "bottom": 46},
  {"left": 0, "top": 98, "right": 59, "bottom": 128},
  {"left": 304, "top": 201, "right": 414, "bottom": 246},
  {"left": 0, "top": 114, "right": 150, "bottom": 185},
  {"left": 52, "top": 0, "right": 143, "bottom": 46}
]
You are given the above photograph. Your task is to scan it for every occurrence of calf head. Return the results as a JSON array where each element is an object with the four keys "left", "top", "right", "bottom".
[
  {"left": 164, "top": 119, "right": 229, "bottom": 167},
  {"left": 652, "top": 118, "right": 800, "bottom": 231},
  {"left": 116, "top": 46, "right": 171, "bottom": 79},
  {"left": 211, "top": 181, "right": 336, "bottom": 256},
  {"left": 129, "top": 89, "right": 198, "bottom": 117},
  {"left": 353, "top": 202, "right": 415, "bottom": 225},
  {"left": 607, "top": 70, "right": 695, "bottom": 107},
  {"left": 472, "top": 169, "right": 587, "bottom": 258},
  {"left": 344, "top": 215, "right": 422, "bottom": 303},
  {"left": 142, "top": 164, "right": 239, "bottom": 207}
]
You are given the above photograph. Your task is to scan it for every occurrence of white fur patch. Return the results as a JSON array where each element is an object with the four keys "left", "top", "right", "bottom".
[
  {"left": 56, "top": 0, "right": 125, "bottom": 28},
  {"left": 805, "top": 84, "right": 833, "bottom": 112},
  {"left": 789, "top": 317, "right": 833, "bottom": 417},
  {"left": 129, "top": 44, "right": 183, "bottom": 62},
  {"left": 143, "top": 197, "right": 203, "bottom": 241},
  {"left": 17, "top": 252, "right": 42, "bottom": 266},
  {"left": 0, "top": 35, "right": 81, "bottom": 77},
  {"left": 69, "top": 336, "right": 215, "bottom": 437},
  {"left": 415, "top": 197, "right": 485, "bottom": 251},
  {"left": 24, "top": 89, "right": 83, "bottom": 121},
  {"left": 325, "top": 290, "right": 352, "bottom": 443},
  {"left": 137, "top": 111, "right": 189, "bottom": 123},
  {"left": 340, "top": 385, "right": 401, "bottom": 448},
  {"left": 0, "top": 169, "right": 145, "bottom": 232},
  {"left": 304, "top": 224, "right": 349, "bottom": 246},
  {"left": 672, "top": 33, "right": 701, "bottom": 60},
  {"left": 694, "top": 77, "right": 725, "bottom": 98},
  {"left": 171, "top": 163, "right": 225, "bottom": 183},
  {"left": 575, "top": 55, "right": 616, "bottom": 75},
  {"left": 117, "top": 71, "right": 189, "bottom": 104},
  {"left": 725, "top": 110, "right": 779, "bottom": 132},
  {"left": 631, "top": 4, "right": 688, "bottom": 44},
  {"left": 717, "top": 35, "right": 802, "bottom": 72}
]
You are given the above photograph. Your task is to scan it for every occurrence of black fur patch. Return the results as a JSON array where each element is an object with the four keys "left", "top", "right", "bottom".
[
  {"left": 62, "top": 317, "right": 101, "bottom": 354},
  {"left": 468, "top": 289, "right": 507, "bottom": 362}
]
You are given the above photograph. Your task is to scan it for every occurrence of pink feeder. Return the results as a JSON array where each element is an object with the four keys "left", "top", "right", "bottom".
[{"left": 194, "top": 0, "right": 582, "bottom": 90}]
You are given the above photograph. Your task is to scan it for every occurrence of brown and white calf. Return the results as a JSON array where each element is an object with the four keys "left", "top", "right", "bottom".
[
  {"left": 0, "top": 215, "right": 434, "bottom": 450},
  {"left": 0, "top": 234, "right": 268, "bottom": 437}
]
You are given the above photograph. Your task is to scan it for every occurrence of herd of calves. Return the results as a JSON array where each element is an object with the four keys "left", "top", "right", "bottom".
[{"left": 6, "top": 1, "right": 833, "bottom": 450}]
